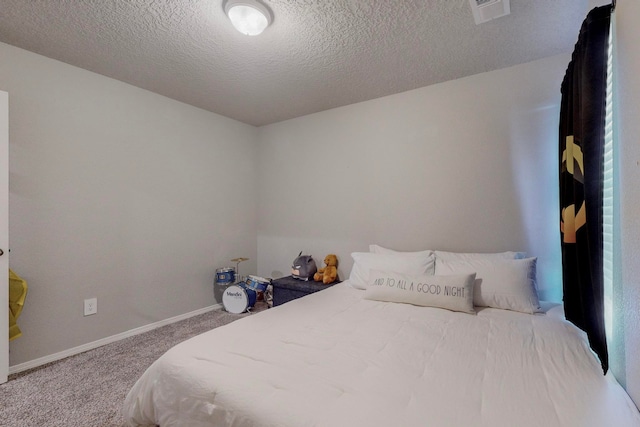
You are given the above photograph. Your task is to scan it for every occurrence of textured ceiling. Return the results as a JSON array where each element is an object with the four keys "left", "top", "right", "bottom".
[{"left": 0, "top": 0, "right": 607, "bottom": 126}]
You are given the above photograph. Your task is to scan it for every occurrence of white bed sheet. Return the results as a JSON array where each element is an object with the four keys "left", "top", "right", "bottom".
[{"left": 123, "top": 282, "right": 640, "bottom": 427}]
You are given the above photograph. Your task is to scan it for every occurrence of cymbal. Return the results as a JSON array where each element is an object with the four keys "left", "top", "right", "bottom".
[{"left": 231, "top": 257, "right": 249, "bottom": 263}]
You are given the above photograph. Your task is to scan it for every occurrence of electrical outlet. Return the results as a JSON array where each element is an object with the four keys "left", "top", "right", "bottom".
[{"left": 84, "top": 298, "right": 97, "bottom": 316}]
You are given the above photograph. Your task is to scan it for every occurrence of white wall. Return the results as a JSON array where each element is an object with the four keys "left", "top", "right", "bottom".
[
  {"left": 614, "top": 0, "right": 640, "bottom": 409},
  {"left": 257, "top": 54, "right": 569, "bottom": 303},
  {"left": 0, "top": 42, "right": 258, "bottom": 366}
]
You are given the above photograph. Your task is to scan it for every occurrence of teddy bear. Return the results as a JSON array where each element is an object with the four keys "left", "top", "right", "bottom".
[{"left": 313, "top": 254, "right": 339, "bottom": 284}]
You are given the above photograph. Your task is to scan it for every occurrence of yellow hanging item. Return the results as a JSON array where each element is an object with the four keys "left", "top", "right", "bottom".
[{"left": 9, "top": 269, "right": 28, "bottom": 341}]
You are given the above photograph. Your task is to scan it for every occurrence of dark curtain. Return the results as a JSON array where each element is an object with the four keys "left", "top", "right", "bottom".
[{"left": 559, "top": 5, "right": 612, "bottom": 374}]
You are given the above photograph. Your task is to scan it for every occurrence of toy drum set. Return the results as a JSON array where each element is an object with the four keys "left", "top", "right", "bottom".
[
  {"left": 221, "top": 275, "right": 271, "bottom": 314},
  {"left": 216, "top": 263, "right": 271, "bottom": 314}
]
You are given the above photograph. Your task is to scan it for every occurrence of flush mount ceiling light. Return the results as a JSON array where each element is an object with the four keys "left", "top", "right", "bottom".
[
  {"left": 468, "top": 0, "right": 510, "bottom": 25},
  {"left": 224, "top": 0, "right": 273, "bottom": 36}
]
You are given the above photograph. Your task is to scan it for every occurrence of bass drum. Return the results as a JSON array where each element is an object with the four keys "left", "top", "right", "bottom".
[{"left": 222, "top": 284, "right": 257, "bottom": 314}]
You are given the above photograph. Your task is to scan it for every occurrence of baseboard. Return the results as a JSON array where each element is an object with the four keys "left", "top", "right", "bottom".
[{"left": 9, "top": 303, "right": 223, "bottom": 375}]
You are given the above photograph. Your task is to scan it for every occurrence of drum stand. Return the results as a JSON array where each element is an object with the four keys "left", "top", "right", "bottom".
[{"left": 231, "top": 257, "right": 249, "bottom": 284}]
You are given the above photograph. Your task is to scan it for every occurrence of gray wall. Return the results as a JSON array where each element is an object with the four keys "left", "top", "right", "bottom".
[
  {"left": 257, "top": 54, "right": 569, "bottom": 303},
  {"left": 3, "top": 20, "right": 638, "bottom": 410},
  {"left": 1, "top": 42, "right": 259, "bottom": 366}
]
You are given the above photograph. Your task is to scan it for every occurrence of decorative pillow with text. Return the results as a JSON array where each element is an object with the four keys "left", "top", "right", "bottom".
[{"left": 364, "top": 270, "right": 476, "bottom": 314}]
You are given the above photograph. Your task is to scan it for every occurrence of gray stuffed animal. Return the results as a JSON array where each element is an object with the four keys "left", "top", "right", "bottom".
[{"left": 291, "top": 252, "right": 317, "bottom": 281}]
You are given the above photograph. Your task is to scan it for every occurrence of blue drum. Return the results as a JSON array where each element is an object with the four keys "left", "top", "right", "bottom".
[
  {"left": 222, "top": 283, "right": 257, "bottom": 314},
  {"left": 215, "top": 267, "right": 236, "bottom": 286},
  {"left": 245, "top": 275, "right": 271, "bottom": 293}
]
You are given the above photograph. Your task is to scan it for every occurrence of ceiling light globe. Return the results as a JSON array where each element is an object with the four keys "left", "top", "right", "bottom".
[{"left": 224, "top": 1, "right": 272, "bottom": 36}]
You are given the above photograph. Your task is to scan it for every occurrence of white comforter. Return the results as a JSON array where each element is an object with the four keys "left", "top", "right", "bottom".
[{"left": 123, "top": 282, "right": 640, "bottom": 427}]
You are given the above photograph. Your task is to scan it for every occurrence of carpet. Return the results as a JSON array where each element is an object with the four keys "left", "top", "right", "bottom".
[{"left": 0, "top": 305, "right": 266, "bottom": 427}]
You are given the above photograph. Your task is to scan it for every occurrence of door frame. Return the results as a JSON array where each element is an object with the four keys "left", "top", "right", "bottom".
[{"left": 1, "top": 90, "right": 9, "bottom": 384}]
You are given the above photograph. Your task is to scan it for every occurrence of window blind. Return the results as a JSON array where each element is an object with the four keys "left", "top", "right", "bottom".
[{"left": 602, "top": 21, "right": 614, "bottom": 341}]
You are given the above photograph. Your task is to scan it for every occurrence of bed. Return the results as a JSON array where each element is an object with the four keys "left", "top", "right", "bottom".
[{"left": 123, "top": 249, "right": 640, "bottom": 427}]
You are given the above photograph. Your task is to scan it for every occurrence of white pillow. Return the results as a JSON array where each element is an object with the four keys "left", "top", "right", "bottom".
[
  {"left": 434, "top": 250, "right": 526, "bottom": 262},
  {"left": 364, "top": 270, "right": 476, "bottom": 314},
  {"left": 369, "top": 244, "right": 433, "bottom": 258},
  {"left": 349, "top": 252, "right": 436, "bottom": 290},
  {"left": 435, "top": 257, "right": 541, "bottom": 314}
]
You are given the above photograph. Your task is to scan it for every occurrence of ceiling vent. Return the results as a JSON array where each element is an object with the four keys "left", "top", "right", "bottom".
[{"left": 469, "top": 0, "right": 511, "bottom": 25}]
